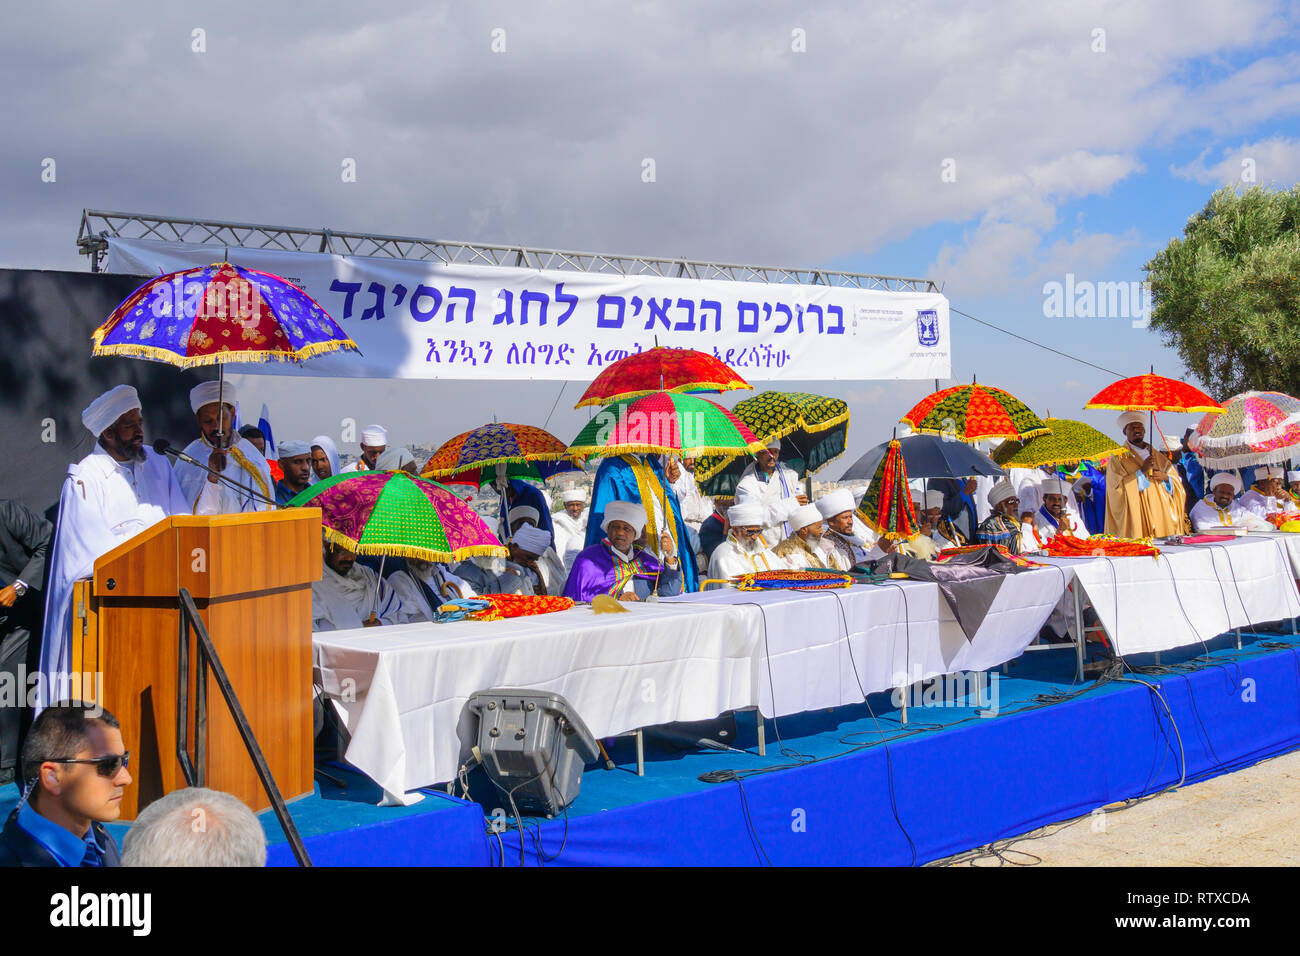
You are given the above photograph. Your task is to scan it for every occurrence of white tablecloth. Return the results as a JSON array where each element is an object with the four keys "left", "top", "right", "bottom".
[
  {"left": 670, "top": 567, "right": 1066, "bottom": 713},
  {"left": 314, "top": 601, "right": 757, "bottom": 803},
  {"left": 1257, "top": 532, "right": 1300, "bottom": 577},
  {"left": 1038, "top": 535, "right": 1300, "bottom": 656}
]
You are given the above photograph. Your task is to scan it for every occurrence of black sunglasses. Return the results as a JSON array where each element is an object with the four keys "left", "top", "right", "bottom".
[{"left": 44, "top": 751, "right": 130, "bottom": 777}]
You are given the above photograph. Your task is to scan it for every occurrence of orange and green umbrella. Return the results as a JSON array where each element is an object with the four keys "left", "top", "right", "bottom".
[
  {"left": 421, "top": 422, "right": 573, "bottom": 478},
  {"left": 289, "top": 471, "right": 506, "bottom": 562},
  {"left": 567, "top": 391, "right": 765, "bottom": 458},
  {"left": 902, "top": 383, "right": 1050, "bottom": 442},
  {"left": 575, "top": 346, "right": 750, "bottom": 408}
]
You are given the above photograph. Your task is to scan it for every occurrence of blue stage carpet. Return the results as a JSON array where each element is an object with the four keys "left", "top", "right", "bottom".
[{"left": 5, "top": 629, "right": 1298, "bottom": 865}]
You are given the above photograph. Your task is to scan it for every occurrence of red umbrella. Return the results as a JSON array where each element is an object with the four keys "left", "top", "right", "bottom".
[
  {"left": 575, "top": 346, "right": 750, "bottom": 408},
  {"left": 1085, "top": 374, "right": 1221, "bottom": 414}
]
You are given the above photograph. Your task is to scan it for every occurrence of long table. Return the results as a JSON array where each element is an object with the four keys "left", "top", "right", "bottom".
[
  {"left": 313, "top": 536, "right": 1300, "bottom": 802},
  {"left": 1038, "top": 534, "right": 1300, "bottom": 656}
]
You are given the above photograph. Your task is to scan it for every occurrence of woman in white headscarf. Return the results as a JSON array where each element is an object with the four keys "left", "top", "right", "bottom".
[{"left": 309, "top": 435, "right": 340, "bottom": 485}]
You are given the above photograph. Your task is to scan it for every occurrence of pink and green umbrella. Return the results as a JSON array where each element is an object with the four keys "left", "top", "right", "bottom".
[
  {"left": 566, "top": 391, "right": 766, "bottom": 458},
  {"left": 289, "top": 471, "right": 506, "bottom": 562}
]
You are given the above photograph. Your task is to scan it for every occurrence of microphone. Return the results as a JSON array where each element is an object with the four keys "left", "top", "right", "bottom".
[{"left": 152, "top": 439, "right": 280, "bottom": 508}]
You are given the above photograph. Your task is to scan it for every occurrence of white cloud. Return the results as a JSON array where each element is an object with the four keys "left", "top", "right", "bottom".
[{"left": 1170, "top": 136, "right": 1300, "bottom": 186}]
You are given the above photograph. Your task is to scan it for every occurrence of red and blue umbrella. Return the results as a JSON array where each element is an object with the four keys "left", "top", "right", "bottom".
[{"left": 91, "top": 261, "right": 359, "bottom": 367}]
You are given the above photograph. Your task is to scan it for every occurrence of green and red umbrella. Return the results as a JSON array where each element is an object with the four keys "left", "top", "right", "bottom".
[
  {"left": 901, "top": 383, "right": 1049, "bottom": 443},
  {"left": 567, "top": 391, "right": 766, "bottom": 458},
  {"left": 575, "top": 346, "right": 751, "bottom": 408},
  {"left": 289, "top": 471, "right": 506, "bottom": 562},
  {"left": 856, "top": 439, "right": 918, "bottom": 541}
]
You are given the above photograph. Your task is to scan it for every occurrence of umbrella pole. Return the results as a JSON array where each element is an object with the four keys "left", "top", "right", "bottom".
[{"left": 370, "top": 555, "right": 386, "bottom": 623}]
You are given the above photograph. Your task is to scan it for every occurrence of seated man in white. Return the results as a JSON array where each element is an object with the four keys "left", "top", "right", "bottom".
[
  {"left": 816, "top": 489, "right": 883, "bottom": 571},
  {"left": 707, "top": 503, "right": 787, "bottom": 586},
  {"left": 771, "top": 503, "right": 830, "bottom": 570},
  {"left": 1190, "top": 472, "right": 1273, "bottom": 532},
  {"left": 508, "top": 523, "right": 567, "bottom": 596},
  {"left": 1240, "top": 465, "right": 1300, "bottom": 520},
  {"left": 1021, "top": 477, "right": 1087, "bottom": 552},
  {"left": 386, "top": 557, "right": 478, "bottom": 622},
  {"left": 733, "top": 438, "right": 806, "bottom": 547},
  {"left": 311, "top": 541, "right": 406, "bottom": 631}
]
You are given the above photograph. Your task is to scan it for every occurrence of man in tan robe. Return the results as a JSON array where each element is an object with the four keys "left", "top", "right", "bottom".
[{"left": 1105, "top": 411, "right": 1187, "bottom": 538}]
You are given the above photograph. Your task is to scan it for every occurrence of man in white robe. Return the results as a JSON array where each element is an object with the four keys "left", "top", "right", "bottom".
[
  {"left": 816, "top": 489, "right": 884, "bottom": 571},
  {"left": 311, "top": 542, "right": 405, "bottom": 631},
  {"left": 707, "top": 503, "right": 787, "bottom": 587},
  {"left": 772, "top": 503, "right": 833, "bottom": 569},
  {"left": 387, "top": 557, "right": 478, "bottom": 622},
  {"left": 733, "top": 438, "right": 807, "bottom": 547},
  {"left": 1022, "top": 477, "right": 1086, "bottom": 552},
  {"left": 1240, "top": 465, "right": 1300, "bottom": 520},
  {"left": 1190, "top": 473, "right": 1273, "bottom": 532},
  {"left": 39, "top": 386, "right": 191, "bottom": 708},
  {"left": 340, "top": 425, "right": 388, "bottom": 474},
  {"left": 551, "top": 487, "right": 589, "bottom": 574},
  {"left": 173, "top": 381, "right": 273, "bottom": 514}
]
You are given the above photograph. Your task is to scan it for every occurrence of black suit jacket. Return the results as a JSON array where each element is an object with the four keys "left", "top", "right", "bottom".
[
  {"left": 0, "top": 500, "right": 51, "bottom": 629},
  {"left": 0, "top": 808, "right": 122, "bottom": 867}
]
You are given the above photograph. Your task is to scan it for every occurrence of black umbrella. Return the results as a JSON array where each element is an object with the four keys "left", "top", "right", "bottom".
[{"left": 841, "top": 434, "right": 1004, "bottom": 482}]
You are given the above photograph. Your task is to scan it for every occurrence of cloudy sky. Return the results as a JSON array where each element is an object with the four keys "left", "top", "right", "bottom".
[{"left": 5, "top": 1, "right": 1300, "bottom": 470}]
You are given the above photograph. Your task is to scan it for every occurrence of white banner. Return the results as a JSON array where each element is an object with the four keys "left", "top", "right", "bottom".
[{"left": 105, "top": 238, "right": 950, "bottom": 382}]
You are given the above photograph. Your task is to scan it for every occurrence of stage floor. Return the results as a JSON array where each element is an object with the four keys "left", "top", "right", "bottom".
[{"left": 7, "top": 626, "right": 1298, "bottom": 866}]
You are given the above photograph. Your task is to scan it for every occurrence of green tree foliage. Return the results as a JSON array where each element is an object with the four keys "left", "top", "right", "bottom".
[{"left": 1144, "top": 184, "right": 1300, "bottom": 398}]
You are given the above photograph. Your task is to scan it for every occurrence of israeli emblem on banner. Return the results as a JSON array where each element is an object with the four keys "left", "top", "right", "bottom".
[{"left": 916, "top": 310, "right": 940, "bottom": 347}]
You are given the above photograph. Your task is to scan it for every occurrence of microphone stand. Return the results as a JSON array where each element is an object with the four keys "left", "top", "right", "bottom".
[{"left": 155, "top": 440, "right": 282, "bottom": 509}]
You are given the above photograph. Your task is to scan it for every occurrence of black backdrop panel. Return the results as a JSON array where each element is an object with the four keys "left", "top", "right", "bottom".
[{"left": 0, "top": 269, "right": 211, "bottom": 516}]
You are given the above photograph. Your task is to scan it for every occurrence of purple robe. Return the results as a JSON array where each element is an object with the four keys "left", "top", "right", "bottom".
[{"left": 563, "top": 541, "right": 683, "bottom": 603}]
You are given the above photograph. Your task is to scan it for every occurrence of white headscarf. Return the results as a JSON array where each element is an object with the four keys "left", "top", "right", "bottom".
[
  {"left": 82, "top": 385, "right": 140, "bottom": 436},
  {"left": 310, "top": 435, "right": 340, "bottom": 483}
]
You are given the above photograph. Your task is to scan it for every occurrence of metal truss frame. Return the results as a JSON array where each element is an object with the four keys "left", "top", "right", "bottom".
[{"left": 78, "top": 209, "right": 939, "bottom": 292}]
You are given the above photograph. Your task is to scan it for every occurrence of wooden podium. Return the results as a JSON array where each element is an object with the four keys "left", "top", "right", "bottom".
[{"left": 70, "top": 509, "right": 321, "bottom": 820}]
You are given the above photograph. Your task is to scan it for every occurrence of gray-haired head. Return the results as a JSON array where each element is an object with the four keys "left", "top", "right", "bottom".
[{"left": 122, "top": 787, "right": 267, "bottom": 867}]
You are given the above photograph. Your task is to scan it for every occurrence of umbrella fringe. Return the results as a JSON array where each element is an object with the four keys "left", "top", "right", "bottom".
[
  {"left": 423, "top": 451, "right": 575, "bottom": 477},
  {"left": 569, "top": 440, "right": 769, "bottom": 458},
  {"left": 1086, "top": 402, "right": 1221, "bottom": 414},
  {"left": 90, "top": 339, "right": 360, "bottom": 367},
  {"left": 912, "top": 424, "right": 1052, "bottom": 442}
]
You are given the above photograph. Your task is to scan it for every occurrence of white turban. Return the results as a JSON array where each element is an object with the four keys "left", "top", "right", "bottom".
[
  {"left": 920, "top": 490, "right": 945, "bottom": 511},
  {"left": 816, "top": 489, "right": 856, "bottom": 520},
  {"left": 377, "top": 446, "right": 415, "bottom": 471},
  {"left": 277, "top": 439, "right": 311, "bottom": 458},
  {"left": 988, "top": 479, "right": 1017, "bottom": 507},
  {"left": 512, "top": 523, "right": 552, "bottom": 556},
  {"left": 190, "top": 380, "right": 237, "bottom": 413},
  {"left": 1117, "top": 410, "right": 1145, "bottom": 432},
  {"left": 561, "top": 487, "right": 587, "bottom": 504},
  {"left": 727, "top": 503, "right": 765, "bottom": 528},
  {"left": 1288, "top": 470, "right": 1300, "bottom": 483},
  {"left": 82, "top": 385, "right": 140, "bottom": 437},
  {"left": 764, "top": 436, "right": 782, "bottom": 452},
  {"left": 1209, "top": 472, "right": 1242, "bottom": 495},
  {"left": 1039, "top": 478, "right": 1072, "bottom": 498},
  {"left": 361, "top": 425, "right": 388, "bottom": 446},
  {"left": 505, "top": 505, "right": 540, "bottom": 526},
  {"left": 602, "top": 500, "right": 646, "bottom": 535},
  {"left": 789, "top": 503, "right": 823, "bottom": 533},
  {"left": 1163, "top": 435, "right": 1182, "bottom": 452},
  {"left": 1258, "top": 465, "right": 1284, "bottom": 480}
]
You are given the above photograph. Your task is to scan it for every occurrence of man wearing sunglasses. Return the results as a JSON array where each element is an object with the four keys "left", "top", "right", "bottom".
[{"left": 0, "top": 702, "right": 130, "bottom": 867}]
